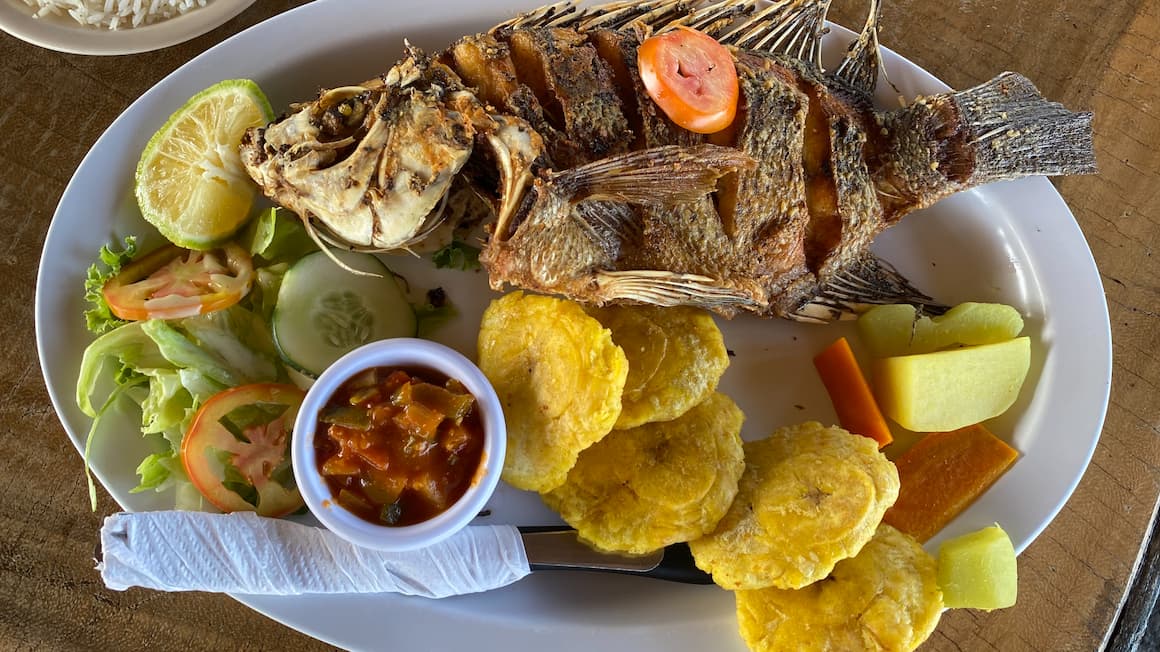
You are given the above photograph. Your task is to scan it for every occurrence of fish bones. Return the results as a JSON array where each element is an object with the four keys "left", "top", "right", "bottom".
[{"left": 239, "top": 0, "right": 1096, "bottom": 321}]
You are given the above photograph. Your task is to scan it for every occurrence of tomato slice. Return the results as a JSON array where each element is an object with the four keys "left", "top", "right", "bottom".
[
  {"left": 638, "top": 26, "right": 740, "bottom": 134},
  {"left": 102, "top": 242, "right": 253, "bottom": 321},
  {"left": 181, "top": 383, "right": 306, "bottom": 517}
]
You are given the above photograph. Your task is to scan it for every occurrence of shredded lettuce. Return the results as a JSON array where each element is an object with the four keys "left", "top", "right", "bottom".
[
  {"left": 76, "top": 307, "right": 283, "bottom": 511},
  {"left": 83, "top": 236, "right": 138, "bottom": 334},
  {"left": 75, "top": 215, "right": 330, "bottom": 510}
]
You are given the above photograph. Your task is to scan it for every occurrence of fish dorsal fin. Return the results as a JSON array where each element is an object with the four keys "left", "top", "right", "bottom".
[
  {"left": 833, "top": 0, "right": 884, "bottom": 95},
  {"left": 491, "top": 0, "right": 833, "bottom": 62},
  {"left": 654, "top": 1, "right": 759, "bottom": 38},
  {"left": 717, "top": 0, "right": 832, "bottom": 69},
  {"left": 492, "top": 1, "right": 580, "bottom": 31},
  {"left": 496, "top": 0, "right": 693, "bottom": 32},
  {"left": 576, "top": 0, "right": 693, "bottom": 32}
]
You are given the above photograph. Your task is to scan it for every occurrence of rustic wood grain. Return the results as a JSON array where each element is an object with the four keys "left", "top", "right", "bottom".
[{"left": 3, "top": 1, "right": 1158, "bottom": 650}]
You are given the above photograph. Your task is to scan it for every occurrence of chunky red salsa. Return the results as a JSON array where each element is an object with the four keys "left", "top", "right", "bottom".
[{"left": 315, "top": 366, "right": 485, "bottom": 527}]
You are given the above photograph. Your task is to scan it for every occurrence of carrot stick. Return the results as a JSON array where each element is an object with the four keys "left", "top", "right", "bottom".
[
  {"left": 813, "top": 336, "right": 893, "bottom": 448},
  {"left": 883, "top": 423, "right": 1019, "bottom": 542}
]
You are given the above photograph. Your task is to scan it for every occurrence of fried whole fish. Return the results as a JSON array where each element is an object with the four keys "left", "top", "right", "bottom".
[{"left": 240, "top": 0, "right": 1095, "bottom": 321}]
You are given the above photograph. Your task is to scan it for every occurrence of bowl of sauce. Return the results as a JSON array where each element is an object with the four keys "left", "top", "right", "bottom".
[{"left": 292, "top": 339, "right": 505, "bottom": 551}]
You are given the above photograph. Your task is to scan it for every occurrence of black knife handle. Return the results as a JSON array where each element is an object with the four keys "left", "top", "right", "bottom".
[{"left": 646, "top": 542, "right": 714, "bottom": 585}]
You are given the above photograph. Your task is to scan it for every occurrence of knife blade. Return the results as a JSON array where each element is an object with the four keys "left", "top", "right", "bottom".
[
  {"left": 96, "top": 512, "right": 713, "bottom": 598},
  {"left": 518, "top": 527, "right": 712, "bottom": 584}
]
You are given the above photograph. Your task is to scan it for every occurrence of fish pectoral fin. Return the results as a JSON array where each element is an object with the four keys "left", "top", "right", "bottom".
[
  {"left": 834, "top": 0, "right": 886, "bottom": 95},
  {"left": 549, "top": 144, "right": 754, "bottom": 205},
  {"left": 789, "top": 253, "right": 948, "bottom": 323},
  {"left": 718, "top": 0, "right": 832, "bottom": 69},
  {"left": 594, "top": 270, "right": 757, "bottom": 311}
]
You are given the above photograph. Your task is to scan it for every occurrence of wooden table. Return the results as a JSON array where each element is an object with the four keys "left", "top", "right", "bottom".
[{"left": 3, "top": 1, "right": 1157, "bottom": 649}]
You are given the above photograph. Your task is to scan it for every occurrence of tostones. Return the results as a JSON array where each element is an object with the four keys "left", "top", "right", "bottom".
[
  {"left": 689, "top": 422, "right": 900, "bottom": 590},
  {"left": 477, "top": 292, "right": 628, "bottom": 492},
  {"left": 543, "top": 392, "right": 745, "bottom": 554},
  {"left": 734, "top": 524, "right": 943, "bottom": 651},
  {"left": 588, "top": 305, "right": 729, "bottom": 429}
]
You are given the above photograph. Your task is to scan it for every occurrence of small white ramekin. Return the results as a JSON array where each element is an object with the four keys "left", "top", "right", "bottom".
[{"left": 292, "top": 338, "right": 506, "bottom": 551}]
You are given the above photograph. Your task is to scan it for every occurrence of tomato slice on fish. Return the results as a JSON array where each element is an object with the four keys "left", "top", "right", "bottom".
[
  {"left": 182, "top": 383, "right": 306, "bottom": 517},
  {"left": 638, "top": 26, "right": 739, "bottom": 134},
  {"left": 102, "top": 242, "right": 253, "bottom": 321}
]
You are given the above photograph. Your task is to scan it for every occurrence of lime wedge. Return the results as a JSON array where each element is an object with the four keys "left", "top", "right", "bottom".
[{"left": 135, "top": 79, "right": 274, "bottom": 250}]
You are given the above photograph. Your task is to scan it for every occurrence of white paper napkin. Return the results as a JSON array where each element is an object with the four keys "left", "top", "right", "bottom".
[{"left": 98, "top": 511, "right": 531, "bottom": 598}]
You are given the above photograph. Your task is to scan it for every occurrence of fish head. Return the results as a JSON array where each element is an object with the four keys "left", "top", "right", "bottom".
[{"left": 240, "top": 46, "right": 490, "bottom": 251}]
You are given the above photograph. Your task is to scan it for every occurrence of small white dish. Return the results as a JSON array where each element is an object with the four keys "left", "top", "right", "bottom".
[
  {"left": 0, "top": 0, "right": 254, "bottom": 55},
  {"left": 291, "top": 338, "right": 506, "bottom": 552}
]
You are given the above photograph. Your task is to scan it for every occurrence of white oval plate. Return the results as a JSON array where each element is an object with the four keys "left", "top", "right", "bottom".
[
  {"left": 0, "top": 0, "right": 253, "bottom": 55},
  {"left": 35, "top": 1, "right": 1112, "bottom": 650}
]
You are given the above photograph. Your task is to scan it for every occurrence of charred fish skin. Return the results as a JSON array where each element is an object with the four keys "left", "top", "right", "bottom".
[
  {"left": 475, "top": 0, "right": 1094, "bottom": 320},
  {"left": 240, "top": 0, "right": 1096, "bottom": 320}
]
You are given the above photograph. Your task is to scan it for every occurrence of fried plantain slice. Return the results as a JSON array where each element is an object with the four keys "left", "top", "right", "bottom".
[
  {"left": 735, "top": 524, "right": 943, "bottom": 652},
  {"left": 477, "top": 291, "right": 628, "bottom": 492},
  {"left": 689, "top": 422, "right": 900, "bottom": 590},
  {"left": 543, "top": 392, "right": 745, "bottom": 554},
  {"left": 588, "top": 305, "right": 729, "bottom": 429}
]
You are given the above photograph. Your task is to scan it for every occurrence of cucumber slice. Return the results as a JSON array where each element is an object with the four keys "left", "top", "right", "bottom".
[{"left": 273, "top": 249, "right": 416, "bottom": 377}]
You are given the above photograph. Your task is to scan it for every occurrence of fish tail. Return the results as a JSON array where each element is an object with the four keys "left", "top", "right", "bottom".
[
  {"left": 955, "top": 72, "right": 1096, "bottom": 183},
  {"left": 873, "top": 72, "right": 1095, "bottom": 222}
]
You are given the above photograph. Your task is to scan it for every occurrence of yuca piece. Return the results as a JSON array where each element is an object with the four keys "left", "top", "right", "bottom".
[
  {"left": 588, "top": 305, "right": 729, "bottom": 429},
  {"left": 543, "top": 392, "right": 745, "bottom": 554},
  {"left": 477, "top": 292, "right": 628, "bottom": 492},
  {"left": 689, "top": 422, "right": 900, "bottom": 590},
  {"left": 735, "top": 525, "right": 943, "bottom": 652}
]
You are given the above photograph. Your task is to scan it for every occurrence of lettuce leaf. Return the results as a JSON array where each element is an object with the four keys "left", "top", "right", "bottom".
[
  {"left": 431, "top": 239, "right": 481, "bottom": 271},
  {"left": 131, "top": 447, "right": 205, "bottom": 512},
  {"left": 77, "top": 321, "right": 170, "bottom": 417},
  {"left": 176, "top": 307, "right": 282, "bottom": 383},
  {"left": 138, "top": 369, "right": 194, "bottom": 435},
  {"left": 248, "top": 263, "right": 289, "bottom": 324},
  {"left": 131, "top": 449, "right": 183, "bottom": 494},
  {"left": 83, "top": 236, "right": 138, "bottom": 334},
  {"left": 243, "top": 207, "right": 316, "bottom": 265}
]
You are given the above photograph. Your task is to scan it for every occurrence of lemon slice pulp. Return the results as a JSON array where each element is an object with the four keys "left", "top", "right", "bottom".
[{"left": 135, "top": 79, "right": 274, "bottom": 250}]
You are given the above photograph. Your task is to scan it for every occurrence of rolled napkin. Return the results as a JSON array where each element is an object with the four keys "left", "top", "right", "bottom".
[{"left": 98, "top": 511, "right": 531, "bottom": 598}]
